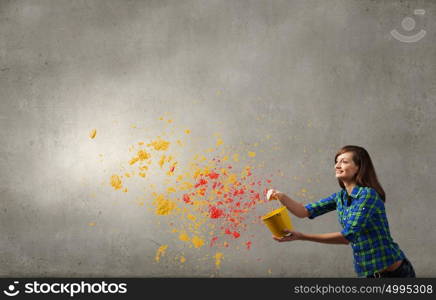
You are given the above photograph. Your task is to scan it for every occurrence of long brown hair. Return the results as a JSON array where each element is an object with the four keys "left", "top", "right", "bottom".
[{"left": 335, "top": 145, "right": 386, "bottom": 202}]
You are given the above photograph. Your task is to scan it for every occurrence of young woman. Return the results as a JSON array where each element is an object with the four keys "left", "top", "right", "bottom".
[{"left": 267, "top": 145, "right": 415, "bottom": 278}]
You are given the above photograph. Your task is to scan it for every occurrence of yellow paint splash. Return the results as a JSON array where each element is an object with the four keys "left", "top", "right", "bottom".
[
  {"left": 232, "top": 153, "right": 239, "bottom": 162},
  {"left": 89, "top": 129, "right": 97, "bottom": 139},
  {"left": 180, "top": 256, "right": 186, "bottom": 263},
  {"left": 213, "top": 252, "right": 224, "bottom": 269},
  {"left": 159, "top": 155, "right": 166, "bottom": 168},
  {"left": 148, "top": 138, "right": 170, "bottom": 151},
  {"left": 216, "top": 137, "right": 223, "bottom": 147},
  {"left": 185, "top": 129, "right": 191, "bottom": 134},
  {"left": 153, "top": 194, "right": 176, "bottom": 215},
  {"left": 179, "top": 232, "right": 190, "bottom": 242},
  {"left": 191, "top": 236, "right": 204, "bottom": 248},
  {"left": 129, "top": 149, "right": 151, "bottom": 165},
  {"left": 110, "top": 175, "right": 122, "bottom": 190},
  {"left": 155, "top": 245, "right": 168, "bottom": 262},
  {"left": 248, "top": 151, "right": 256, "bottom": 157},
  {"left": 88, "top": 222, "right": 96, "bottom": 226}
]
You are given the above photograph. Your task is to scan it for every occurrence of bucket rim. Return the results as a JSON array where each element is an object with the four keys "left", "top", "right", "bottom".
[{"left": 261, "top": 206, "right": 287, "bottom": 220}]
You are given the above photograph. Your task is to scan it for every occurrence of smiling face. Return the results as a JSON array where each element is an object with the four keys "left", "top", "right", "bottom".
[{"left": 335, "top": 152, "right": 359, "bottom": 183}]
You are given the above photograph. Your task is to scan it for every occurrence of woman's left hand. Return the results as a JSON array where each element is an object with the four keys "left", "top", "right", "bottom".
[{"left": 273, "top": 230, "right": 303, "bottom": 242}]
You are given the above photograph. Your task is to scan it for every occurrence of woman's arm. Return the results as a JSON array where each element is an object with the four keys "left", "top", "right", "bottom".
[
  {"left": 274, "top": 230, "right": 349, "bottom": 245},
  {"left": 269, "top": 190, "right": 309, "bottom": 218}
]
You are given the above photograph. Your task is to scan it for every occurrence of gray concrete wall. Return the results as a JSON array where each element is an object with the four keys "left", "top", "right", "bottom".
[{"left": 1, "top": 0, "right": 435, "bottom": 277}]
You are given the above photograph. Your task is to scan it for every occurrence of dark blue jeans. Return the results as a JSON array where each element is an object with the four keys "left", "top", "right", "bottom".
[{"left": 367, "top": 258, "right": 416, "bottom": 278}]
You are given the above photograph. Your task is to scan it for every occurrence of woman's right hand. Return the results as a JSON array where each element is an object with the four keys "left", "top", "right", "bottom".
[{"left": 266, "top": 189, "right": 282, "bottom": 201}]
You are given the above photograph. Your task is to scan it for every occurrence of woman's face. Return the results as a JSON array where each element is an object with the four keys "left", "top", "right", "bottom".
[{"left": 335, "top": 152, "right": 359, "bottom": 183}]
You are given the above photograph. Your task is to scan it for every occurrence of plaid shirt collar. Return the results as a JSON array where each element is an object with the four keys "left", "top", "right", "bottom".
[{"left": 341, "top": 185, "right": 363, "bottom": 204}]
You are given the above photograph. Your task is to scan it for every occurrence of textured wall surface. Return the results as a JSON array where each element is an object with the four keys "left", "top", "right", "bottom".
[{"left": 1, "top": 0, "right": 435, "bottom": 277}]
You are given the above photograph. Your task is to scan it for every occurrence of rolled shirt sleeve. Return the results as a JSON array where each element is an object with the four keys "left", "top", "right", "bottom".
[
  {"left": 340, "top": 189, "right": 378, "bottom": 243},
  {"left": 304, "top": 193, "right": 337, "bottom": 219}
]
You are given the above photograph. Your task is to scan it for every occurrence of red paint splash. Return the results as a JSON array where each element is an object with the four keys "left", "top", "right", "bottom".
[
  {"left": 246, "top": 241, "right": 252, "bottom": 250},
  {"left": 209, "top": 206, "right": 224, "bottom": 219},
  {"left": 183, "top": 194, "right": 191, "bottom": 204},
  {"left": 210, "top": 236, "right": 218, "bottom": 247},
  {"left": 194, "top": 178, "right": 208, "bottom": 188},
  {"left": 208, "top": 171, "right": 219, "bottom": 180}
]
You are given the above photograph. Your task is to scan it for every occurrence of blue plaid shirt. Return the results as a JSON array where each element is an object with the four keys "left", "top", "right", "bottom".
[{"left": 304, "top": 185, "right": 405, "bottom": 277}]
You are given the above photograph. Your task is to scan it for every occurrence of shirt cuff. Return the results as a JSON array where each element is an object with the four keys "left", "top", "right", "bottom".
[
  {"left": 340, "top": 229, "right": 355, "bottom": 243},
  {"left": 304, "top": 203, "right": 316, "bottom": 219}
]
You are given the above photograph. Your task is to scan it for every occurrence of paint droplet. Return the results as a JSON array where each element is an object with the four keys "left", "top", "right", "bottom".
[
  {"left": 209, "top": 206, "right": 224, "bottom": 219},
  {"left": 148, "top": 138, "right": 170, "bottom": 151},
  {"left": 110, "top": 175, "right": 122, "bottom": 190},
  {"left": 246, "top": 240, "right": 252, "bottom": 250},
  {"left": 213, "top": 252, "right": 224, "bottom": 269},
  {"left": 216, "top": 138, "right": 223, "bottom": 147},
  {"left": 248, "top": 151, "right": 256, "bottom": 157},
  {"left": 232, "top": 231, "right": 240, "bottom": 239},
  {"left": 187, "top": 214, "right": 196, "bottom": 221},
  {"left": 129, "top": 150, "right": 151, "bottom": 165},
  {"left": 153, "top": 194, "right": 176, "bottom": 215},
  {"left": 191, "top": 236, "right": 204, "bottom": 248},
  {"left": 89, "top": 129, "right": 97, "bottom": 139},
  {"left": 155, "top": 245, "right": 168, "bottom": 262},
  {"left": 179, "top": 232, "right": 190, "bottom": 242}
]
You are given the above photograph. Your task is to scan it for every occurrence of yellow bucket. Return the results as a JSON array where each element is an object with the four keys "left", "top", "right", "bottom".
[{"left": 262, "top": 206, "right": 293, "bottom": 237}]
